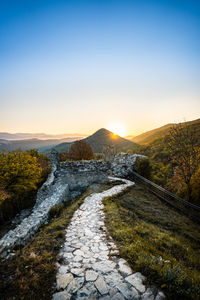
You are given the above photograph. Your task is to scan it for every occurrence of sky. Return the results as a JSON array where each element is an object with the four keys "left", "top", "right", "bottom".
[{"left": 0, "top": 0, "right": 200, "bottom": 136}]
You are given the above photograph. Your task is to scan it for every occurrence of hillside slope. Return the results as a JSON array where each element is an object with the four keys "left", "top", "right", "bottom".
[
  {"left": 132, "top": 118, "right": 200, "bottom": 145},
  {"left": 0, "top": 137, "right": 81, "bottom": 152},
  {"left": 54, "top": 128, "right": 136, "bottom": 153}
]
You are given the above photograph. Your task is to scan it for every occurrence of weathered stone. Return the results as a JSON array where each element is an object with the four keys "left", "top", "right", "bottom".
[
  {"left": 77, "top": 282, "right": 97, "bottom": 298},
  {"left": 109, "top": 287, "right": 119, "bottom": 298},
  {"left": 125, "top": 273, "right": 146, "bottom": 293},
  {"left": 93, "top": 261, "right": 116, "bottom": 273},
  {"left": 118, "top": 258, "right": 132, "bottom": 277},
  {"left": 85, "top": 270, "right": 98, "bottom": 281},
  {"left": 94, "top": 276, "right": 109, "bottom": 295},
  {"left": 155, "top": 291, "right": 166, "bottom": 300},
  {"left": 56, "top": 273, "right": 73, "bottom": 289},
  {"left": 141, "top": 288, "right": 155, "bottom": 300},
  {"left": 58, "top": 265, "right": 69, "bottom": 274},
  {"left": 99, "top": 296, "right": 111, "bottom": 300},
  {"left": 73, "top": 249, "right": 84, "bottom": 256},
  {"left": 117, "top": 283, "right": 139, "bottom": 300},
  {"left": 71, "top": 268, "right": 84, "bottom": 276},
  {"left": 66, "top": 278, "right": 83, "bottom": 294},
  {"left": 52, "top": 290, "right": 71, "bottom": 300},
  {"left": 111, "top": 292, "right": 125, "bottom": 300}
]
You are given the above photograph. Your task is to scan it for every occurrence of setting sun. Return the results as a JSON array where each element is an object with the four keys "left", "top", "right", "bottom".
[{"left": 107, "top": 123, "right": 126, "bottom": 137}]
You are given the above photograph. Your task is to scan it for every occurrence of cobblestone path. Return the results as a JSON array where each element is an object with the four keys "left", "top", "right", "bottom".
[{"left": 53, "top": 178, "right": 165, "bottom": 300}]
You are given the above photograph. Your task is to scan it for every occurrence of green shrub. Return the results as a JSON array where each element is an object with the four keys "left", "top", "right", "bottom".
[
  {"left": 133, "top": 157, "right": 152, "bottom": 179},
  {"left": 0, "top": 149, "right": 51, "bottom": 224}
]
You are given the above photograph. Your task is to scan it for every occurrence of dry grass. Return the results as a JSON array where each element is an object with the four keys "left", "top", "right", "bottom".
[{"left": 103, "top": 184, "right": 200, "bottom": 300}]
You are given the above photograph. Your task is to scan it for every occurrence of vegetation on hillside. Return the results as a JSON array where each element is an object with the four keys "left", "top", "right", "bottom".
[
  {"left": 103, "top": 184, "right": 200, "bottom": 300},
  {"left": 131, "top": 118, "right": 200, "bottom": 145},
  {"left": 0, "top": 149, "right": 50, "bottom": 224},
  {"left": 132, "top": 121, "right": 200, "bottom": 205}
]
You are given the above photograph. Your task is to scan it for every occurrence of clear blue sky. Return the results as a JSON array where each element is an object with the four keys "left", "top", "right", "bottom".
[{"left": 0, "top": 0, "right": 200, "bottom": 135}]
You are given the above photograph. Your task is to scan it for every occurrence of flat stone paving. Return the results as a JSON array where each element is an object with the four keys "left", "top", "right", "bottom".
[{"left": 53, "top": 177, "right": 165, "bottom": 300}]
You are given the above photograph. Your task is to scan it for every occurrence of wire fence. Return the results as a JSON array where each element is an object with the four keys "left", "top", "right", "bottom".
[{"left": 129, "top": 171, "right": 200, "bottom": 223}]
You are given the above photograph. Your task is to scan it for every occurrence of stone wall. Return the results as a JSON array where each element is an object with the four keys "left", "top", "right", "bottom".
[{"left": 111, "top": 153, "right": 146, "bottom": 177}]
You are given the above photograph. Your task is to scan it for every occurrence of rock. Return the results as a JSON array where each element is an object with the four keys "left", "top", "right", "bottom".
[
  {"left": 66, "top": 278, "right": 83, "bottom": 294},
  {"left": 58, "top": 265, "right": 69, "bottom": 274},
  {"left": 85, "top": 270, "right": 98, "bottom": 281},
  {"left": 93, "top": 261, "right": 116, "bottom": 273},
  {"left": 77, "top": 282, "right": 97, "bottom": 298},
  {"left": 141, "top": 288, "right": 155, "bottom": 300},
  {"left": 99, "top": 296, "right": 111, "bottom": 300},
  {"left": 117, "top": 283, "right": 139, "bottom": 300},
  {"left": 74, "top": 249, "right": 84, "bottom": 256},
  {"left": 118, "top": 258, "right": 132, "bottom": 277},
  {"left": 52, "top": 291, "right": 71, "bottom": 300},
  {"left": 109, "top": 287, "right": 119, "bottom": 298},
  {"left": 56, "top": 273, "right": 73, "bottom": 289},
  {"left": 155, "top": 291, "right": 166, "bottom": 300},
  {"left": 94, "top": 276, "right": 109, "bottom": 295},
  {"left": 125, "top": 272, "right": 146, "bottom": 293},
  {"left": 111, "top": 292, "right": 125, "bottom": 300},
  {"left": 71, "top": 268, "right": 84, "bottom": 276}
]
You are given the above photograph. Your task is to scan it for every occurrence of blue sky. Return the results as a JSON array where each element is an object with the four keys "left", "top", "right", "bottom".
[{"left": 0, "top": 0, "right": 200, "bottom": 135}]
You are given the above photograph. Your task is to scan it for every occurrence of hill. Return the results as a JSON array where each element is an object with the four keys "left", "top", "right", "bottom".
[
  {"left": 53, "top": 128, "right": 136, "bottom": 153},
  {"left": 0, "top": 137, "right": 82, "bottom": 153},
  {"left": 131, "top": 118, "right": 200, "bottom": 145},
  {"left": 0, "top": 132, "right": 86, "bottom": 140}
]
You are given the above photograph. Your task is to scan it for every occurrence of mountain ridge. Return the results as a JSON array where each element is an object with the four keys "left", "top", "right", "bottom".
[
  {"left": 53, "top": 128, "right": 136, "bottom": 153},
  {"left": 131, "top": 118, "right": 200, "bottom": 145},
  {"left": 0, "top": 132, "right": 87, "bottom": 140}
]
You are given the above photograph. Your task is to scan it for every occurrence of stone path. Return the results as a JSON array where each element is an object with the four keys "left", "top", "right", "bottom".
[{"left": 53, "top": 177, "right": 165, "bottom": 300}]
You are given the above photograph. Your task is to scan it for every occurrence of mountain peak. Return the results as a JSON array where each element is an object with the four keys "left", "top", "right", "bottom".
[{"left": 93, "top": 128, "right": 113, "bottom": 135}]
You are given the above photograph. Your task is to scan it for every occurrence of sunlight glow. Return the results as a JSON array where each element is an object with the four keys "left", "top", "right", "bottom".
[{"left": 107, "top": 123, "right": 126, "bottom": 137}]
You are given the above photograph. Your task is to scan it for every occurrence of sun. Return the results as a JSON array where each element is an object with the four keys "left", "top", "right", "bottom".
[{"left": 107, "top": 123, "right": 126, "bottom": 137}]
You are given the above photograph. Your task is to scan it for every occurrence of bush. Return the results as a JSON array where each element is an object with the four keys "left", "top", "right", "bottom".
[
  {"left": 69, "top": 141, "right": 94, "bottom": 160},
  {"left": 133, "top": 157, "right": 152, "bottom": 179},
  {"left": 59, "top": 152, "right": 68, "bottom": 162}
]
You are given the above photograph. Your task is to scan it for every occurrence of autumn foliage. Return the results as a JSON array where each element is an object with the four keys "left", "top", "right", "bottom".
[
  {"left": 69, "top": 141, "right": 94, "bottom": 160},
  {"left": 0, "top": 149, "right": 50, "bottom": 223}
]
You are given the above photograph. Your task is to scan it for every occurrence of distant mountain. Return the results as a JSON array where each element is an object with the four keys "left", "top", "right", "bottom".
[
  {"left": 131, "top": 118, "right": 200, "bottom": 145},
  {"left": 0, "top": 137, "right": 83, "bottom": 153},
  {"left": 53, "top": 128, "right": 136, "bottom": 153},
  {"left": 125, "top": 135, "right": 135, "bottom": 140},
  {"left": 0, "top": 132, "right": 87, "bottom": 140}
]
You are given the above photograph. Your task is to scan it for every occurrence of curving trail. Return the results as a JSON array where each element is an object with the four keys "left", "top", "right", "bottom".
[{"left": 53, "top": 177, "right": 165, "bottom": 300}]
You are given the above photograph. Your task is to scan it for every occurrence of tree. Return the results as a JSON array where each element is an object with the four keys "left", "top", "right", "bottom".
[
  {"left": 0, "top": 149, "right": 51, "bottom": 223},
  {"left": 59, "top": 152, "right": 68, "bottom": 162},
  {"left": 69, "top": 141, "right": 94, "bottom": 160},
  {"left": 133, "top": 157, "right": 152, "bottom": 179},
  {"left": 167, "top": 123, "right": 200, "bottom": 201}
]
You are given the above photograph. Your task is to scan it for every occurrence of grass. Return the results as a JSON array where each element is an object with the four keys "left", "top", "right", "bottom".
[
  {"left": 103, "top": 184, "right": 200, "bottom": 300},
  {"left": 0, "top": 181, "right": 119, "bottom": 300}
]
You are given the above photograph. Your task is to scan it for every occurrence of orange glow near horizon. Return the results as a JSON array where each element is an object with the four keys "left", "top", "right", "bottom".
[{"left": 106, "top": 123, "right": 127, "bottom": 137}]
